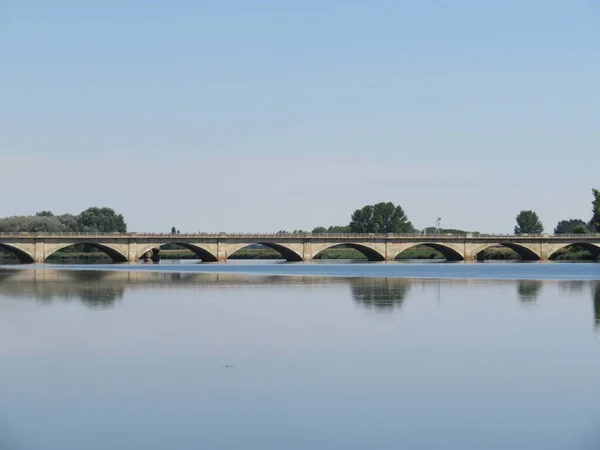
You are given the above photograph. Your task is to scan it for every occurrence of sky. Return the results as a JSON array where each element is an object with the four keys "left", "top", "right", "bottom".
[{"left": 1, "top": 1, "right": 599, "bottom": 233}]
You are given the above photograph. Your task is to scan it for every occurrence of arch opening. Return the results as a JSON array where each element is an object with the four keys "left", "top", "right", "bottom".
[
  {"left": 140, "top": 243, "right": 218, "bottom": 263},
  {"left": 46, "top": 243, "right": 128, "bottom": 263},
  {"left": 227, "top": 243, "right": 302, "bottom": 262},
  {"left": 313, "top": 244, "right": 367, "bottom": 261},
  {"left": 475, "top": 244, "right": 540, "bottom": 261},
  {"left": 0, "top": 244, "right": 34, "bottom": 264},
  {"left": 475, "top": 244, "right": 522, "bottom": 261},
  {"left": 395, "top": 244, "right": 463, "bottom": 262},
  {"left": 313, "top": 244, "right": 385, "bottom": 262},
  {"left": 549, "top": 243, "right": 600, "bottom": 261}
]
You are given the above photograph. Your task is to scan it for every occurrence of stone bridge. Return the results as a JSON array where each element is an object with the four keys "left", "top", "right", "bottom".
[{"left": 1, "top": 232, "right": 599, "bottom": 263}]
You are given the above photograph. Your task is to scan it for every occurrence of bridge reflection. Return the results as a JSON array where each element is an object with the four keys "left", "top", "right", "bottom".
[
  {"left": 0, "top": 268, "right": 417, "bottom": 310},
  {"left": 1, "top": 269, "right": 600, "bottom": 326}
]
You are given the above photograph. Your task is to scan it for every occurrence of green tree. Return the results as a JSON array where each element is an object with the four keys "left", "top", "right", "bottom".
[
  {"left": 171, "top": 226, "right": 177, "bottom": 234},
  {"left": 514, "top": 210, "right": 544, "bottom": 235},
  {"left": 327, "top": 225, "right": 351, "bottom": 233},
  {"left": 76, "top": 207, "right": 127, "bottom": 233},
  {"left": 570, "top": 225, "right": 589, "bottom": 234},
  {"left": 350, "top": 202, "right": 413, "bottom": 233},
  {"left": 554, "top": 219, "right": 589, "bottom": 234},
  {"left": 56, "top": 214, "right": 80, "bottom": 232},
  {"left": 311, "top": 225, "right": 351, "bottom": 233},
  {"left": 35, "top": 210, "right": 54, "bottom": 217},
  {"left": 591, "top": 189, "right": 600, "bottom": 232},
  {"left": 0, "top": 216, "right": 69, "bottom": 232}
]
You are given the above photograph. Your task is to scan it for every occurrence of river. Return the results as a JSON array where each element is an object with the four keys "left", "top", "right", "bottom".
[{"left": 1, "top": 262, "right": 600, "bottom": 449}]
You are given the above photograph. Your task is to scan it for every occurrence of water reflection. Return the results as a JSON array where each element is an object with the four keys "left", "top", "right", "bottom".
[
  {"left": 350, "top": 277, "right": 411, "bottom": 312},
  {"left": 517, "top": 280, "right": 542, "bottom": 304},
  {"left": 558, "top": 280, "right": 586, "bottom": 295},
  {"left": 593, "top": 282, "right": 600, "bottom": 329},
  {"left": 1, "top": 268, "right": 600, "bottom": 326},
  {"left": 0, "top": 268, "right": 415, "bottom": 312},
  {"left": 3, "top": 268, "right": 600, "bottom": 450}
]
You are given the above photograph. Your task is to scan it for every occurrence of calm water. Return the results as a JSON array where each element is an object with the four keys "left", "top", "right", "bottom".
[{"left": 2, "top": 263, "right": 600, "bottom": 450}]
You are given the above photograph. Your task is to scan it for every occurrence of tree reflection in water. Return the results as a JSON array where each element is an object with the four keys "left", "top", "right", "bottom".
[
  {"left": 0, "top": 269, "right": 124, "bottom": 309},
  {"left": 593, "top": 282, "right": 600, "bottom": 329},
  {"left": 350, "top": 278, "right": 411, "bottom": 312},
  {"left": 558, "top": 280, "right": 585, "bottom": 295},
  {"left": 517, "top": 280, "right": 542, "bottom": 305}
]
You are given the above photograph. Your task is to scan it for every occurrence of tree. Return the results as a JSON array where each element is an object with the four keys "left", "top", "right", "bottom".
[
  {"left": 312, "top": 226, "right": 327, "bottom": 233},
  {"left": 76, "top": 207, "right": 127, "bottom": 233},
  {"left": 591, "top": 189, "right": 600, "bottom": 232},
  {"left": 514, "top": 210, "right": 544, "bottom": 235},
  {"left": 35, "top": 210, "right": 54, "bottom": 217},
  {"left": 349, "top": 202, "right": 414, "bottom": 233},
  {"left": 327, "top": 225, "right": 351, "bottom": 233},
  {"left": 171, "top": 227, "right": 177, "bottom": 234},
  {"left": 56, "top": 214, "right": 80, "bottom": 232},
  {"left": 554, "top": 219, "right": 588, "bottom": 234},
  {"left": 570, "top": 225, "right": 589, "bottom": 234},
  {"left": 0, "top": 216, "right": 68, "bottom": 232}
]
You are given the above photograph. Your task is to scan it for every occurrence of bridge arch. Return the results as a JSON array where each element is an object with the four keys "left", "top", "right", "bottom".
[
  {"left": 225, "top": 243, "right": 303, "bottom": 262},
  {"left": 138, "top": 243, "right": 218, "bottom": 262},
  {"left": 44, "top": 243, "right": 129, "bottom": 263},
  {"left": 0, "top": 243, "right": 35, "bottom": 264},
  {"left": 473, "top": 243, "right": 541, "bottom": 261},
  {"left": 547, "top": 242, "right": 600, "bottom": 260},
  {"left": 393, "top": 243, "right": 464, "bottom": 261},
  {"left": 312, "top": 243, "right": 386, "bottom": 262}
]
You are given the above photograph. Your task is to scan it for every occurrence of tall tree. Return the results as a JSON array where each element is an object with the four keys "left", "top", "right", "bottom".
[
  {"left": 350, "top": 202, "right": 413, "bottom": 233},
  {"left": 514, "top": 210, "right": 544, "bottom": 234},
  {"left": 554, "top": 219, "right": 588, "bottom": 234},
  {"left": 76, "top": 207, "right": 127, "bottom": 233},
  {"left": 591, "top": 189, "right": 600, "bottom": 232}
]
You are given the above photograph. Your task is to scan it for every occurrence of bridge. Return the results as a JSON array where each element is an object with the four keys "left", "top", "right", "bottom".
[{"left": 1, "top": 232, "right": 599, "bottom": 263}]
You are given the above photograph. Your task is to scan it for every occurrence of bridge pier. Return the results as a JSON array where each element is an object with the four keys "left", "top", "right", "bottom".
[
  {"left": 540, "top": 236, "right": 550, "bottom": 261},
  {"left": 33, "top": 241, "right": 44, "bottom": 264},
  {"left": 463, "top": 235, "right": 474, "bottom": 262},
  {"left": 303, "top": 240, "right": 313, "bottom": 262}
]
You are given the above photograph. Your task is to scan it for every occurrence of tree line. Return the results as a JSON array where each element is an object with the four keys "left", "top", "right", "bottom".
[
  {"left": 307, "top": 189, "right": 600, "bottom": 236},
  {"left": 3, "top": 189, "right": 600, "bottom": 236},
  {"left": 514, "top": 189, "right": 600, "bottom": 235},
  {"left": 0, "top": 207, "right": 127, "bottom": 233}
]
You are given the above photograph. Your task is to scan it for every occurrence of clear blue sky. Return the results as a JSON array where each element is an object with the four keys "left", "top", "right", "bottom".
[{"left": 1, "top": 1, "right": 598, "bottom": 233}]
